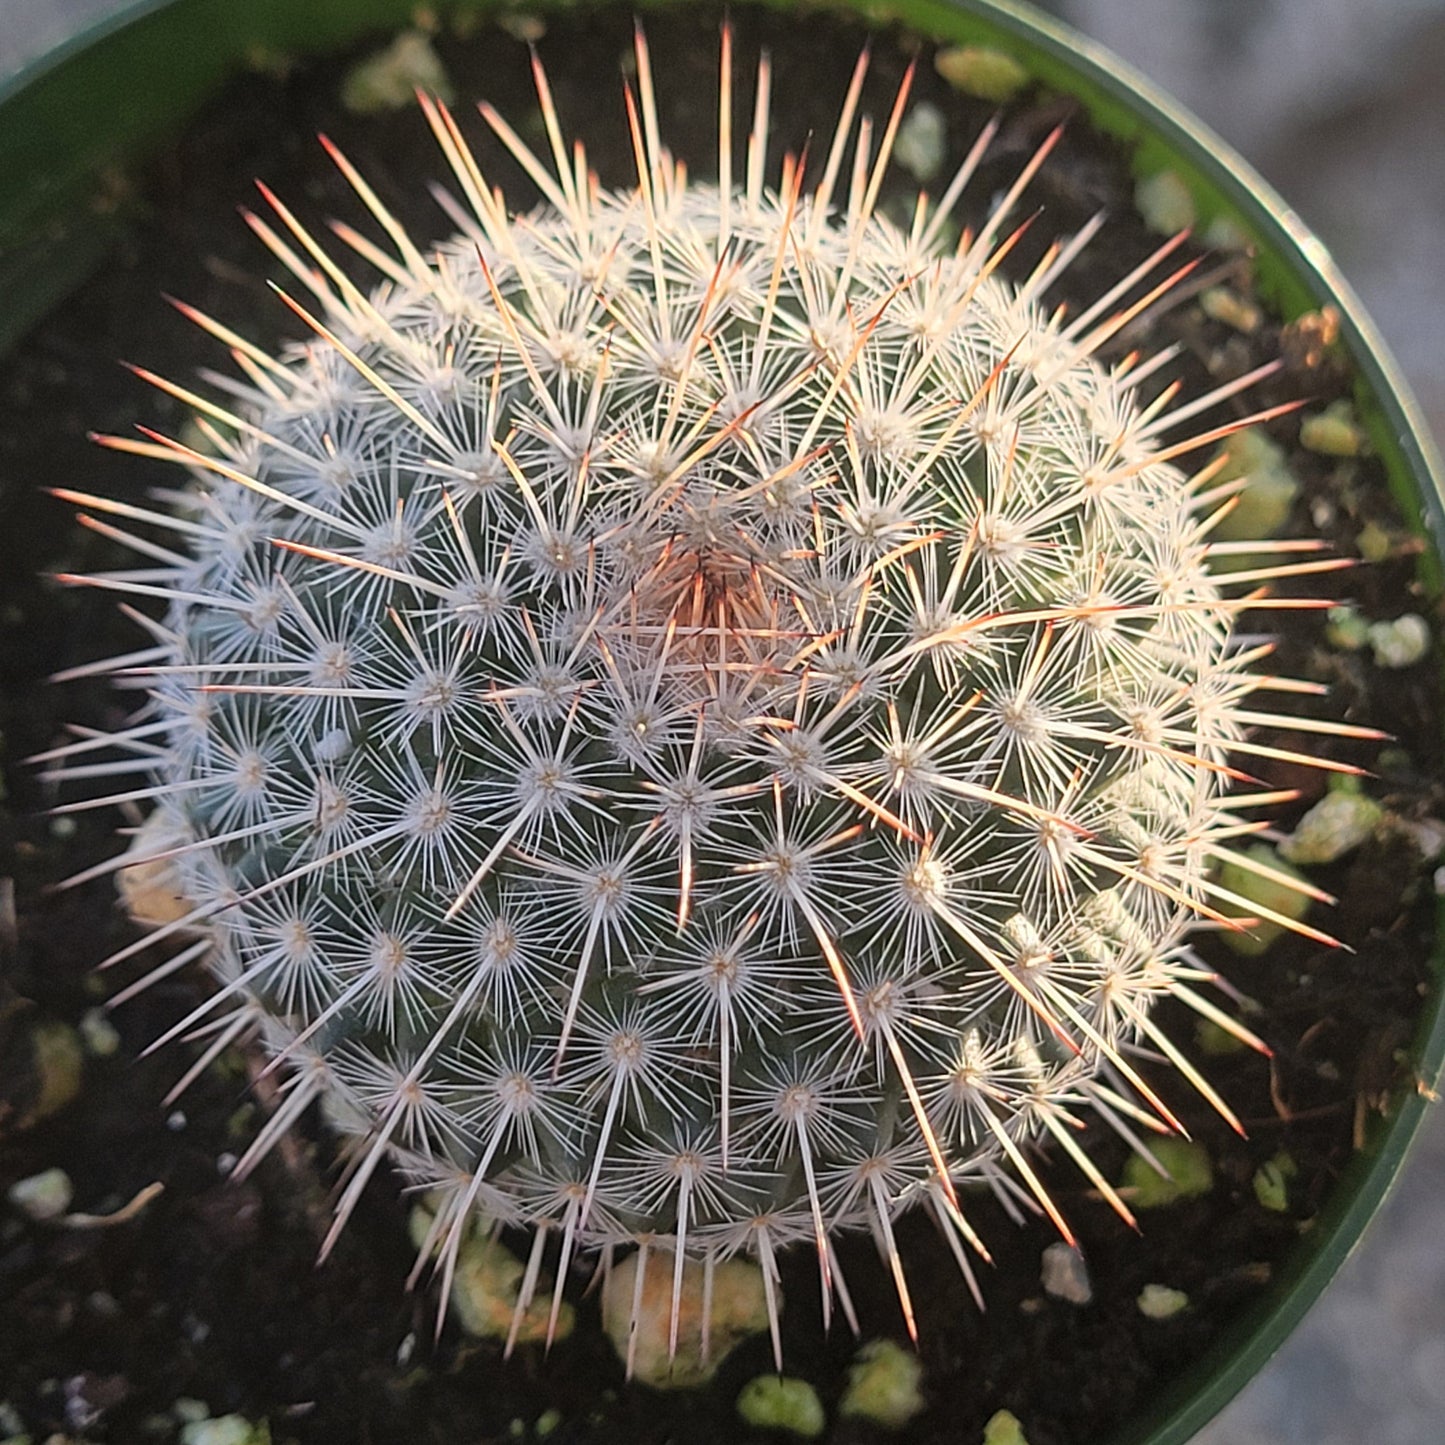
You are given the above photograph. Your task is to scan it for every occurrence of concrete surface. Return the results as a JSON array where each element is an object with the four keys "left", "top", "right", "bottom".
[{"left": 2, "top": 2, "right": 1442, "bottom": 1442}]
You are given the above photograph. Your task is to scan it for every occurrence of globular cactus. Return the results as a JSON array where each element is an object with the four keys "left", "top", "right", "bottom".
[{"left": 50, "top": 26, "right": 1356, "bottom": 1363}]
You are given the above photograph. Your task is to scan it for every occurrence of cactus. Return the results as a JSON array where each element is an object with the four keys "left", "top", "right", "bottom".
[{"left": 49, "top": 27, "right": 1359, "bottom": 1364}]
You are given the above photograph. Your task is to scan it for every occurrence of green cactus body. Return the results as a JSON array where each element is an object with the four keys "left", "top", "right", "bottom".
[{"left": 56, "top": 29, "right": 1340, "bottom": 1362}]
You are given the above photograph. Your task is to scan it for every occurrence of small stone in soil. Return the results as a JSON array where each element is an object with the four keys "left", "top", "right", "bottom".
[
  {"left": 77, "top": 1007, "right": 120, "bottom": 1058},
  {"left": 7, "top": 1167, "right": 73, "bottom": 1222},
  {"left": 1355, "top": 518, "right": 1394, "bottom": 563},
  {"left": 1121, "top": 1138, "right": 1215, "bottom": 1208},
  {"left": 1253, "top": 1151, "right": 1299, "bottom": 1213},
  {"left": 1136, "top": 1284, "right": 1190, "bottom": 1321},
  {"left": 1204, "top": 213, "right": 1253, "bottom": 250},
  {"left": 453, "top": 1225, "right": 566, "bottom": 1346},
  {"left": 838, "top": 1338, "right": 927, "bottom": 1429},
  {"left": 340, "top": 30, "right": 453, "bottom": 113},
  {"left": 1300, "top": 398, "right": 1368, "bottom": 456},
  {"left": 408, "top": 1207, "right": 573, "bottom": 1348},
  {"left": 1208, "top": 427, "right": 1297, "bottom": 546},
  {"left": 85, "top": 1290, "right": 120, "bottom": 1319},
  {"left": 1135, "top": 169, "right": 1196, "bottom": 234},
  {"left": 1040, "top": 1243, "right": 1092, "bottom": 1305},
  {"left": 1213, "top": 842, "right": 1311, "bottom": 957},
  {"left": 116, "top": 808, "right": 197, "bottom": 928},
  {"left": 983, "top": 1409, "right": 1031, "bottom": 1445},
  {"left": 736, "top": 1376, "right": 826, "bottom": 1438},
  {"left": 601, "top": 1247, "right": 767, "bottom": 1389},
  {"left": 934, "top": 45, "right": 1029, "bottom": 102},
  {"left": 1200, "top": 287, "right": 1261, "bottom": 333},
  {"left": 1280, "top": 779, "right": 1383, "bottom": 866},
  {"left": 893, "top": 102, "right": 947, "bottom": 182},
  {"left": 179, "top": 1415, "right": 271, "bottom": 1445},
  {"left": 1395, "top": 816, "right": 1445, "bottom": 862},
  {"left": 1368, "top": 613, "right": 1431, "bottom": 669},
  {"left": 1, "top": 1015, "right": 83, "bottom": 1138},
  {"left": 1326, "top": 604, "right": 1371, "bottom": 651}
]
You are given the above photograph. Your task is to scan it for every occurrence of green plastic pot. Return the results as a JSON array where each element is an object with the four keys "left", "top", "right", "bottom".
[{"left": 2, "top": 2, "right": 1441, "bottom": 1441}]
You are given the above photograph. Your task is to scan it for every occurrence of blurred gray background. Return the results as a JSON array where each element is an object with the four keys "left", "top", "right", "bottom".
[{"left": 3, "top": 2, "right": 1442, "bottom": 1442}]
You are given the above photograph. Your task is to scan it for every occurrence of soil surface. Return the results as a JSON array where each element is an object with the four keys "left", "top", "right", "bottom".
[{"left": 0, "top": 5, "right": 1440, "bottom": 1444}]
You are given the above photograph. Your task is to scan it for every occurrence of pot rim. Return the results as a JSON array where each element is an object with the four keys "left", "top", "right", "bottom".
[{"left": 1, "top": 3, "right": 1441, "bottom": 1442}]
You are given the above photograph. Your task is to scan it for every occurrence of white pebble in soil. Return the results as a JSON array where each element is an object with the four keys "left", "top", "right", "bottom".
[
  {"left": 6, "top": 1167, "right": 73, "bottom": 1222},
  {"left": 1041, "top": 1243, "right": 1093, "bottom": 1305}
]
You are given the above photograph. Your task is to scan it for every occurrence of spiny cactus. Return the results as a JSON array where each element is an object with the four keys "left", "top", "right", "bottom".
[{"left": 48, "top": 26, "right": 1362, "bottom": 1364}]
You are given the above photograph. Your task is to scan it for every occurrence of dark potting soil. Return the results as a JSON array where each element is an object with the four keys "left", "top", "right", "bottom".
[{"left": 0, "top": 4, "right": 1440, "bottom": 1443}]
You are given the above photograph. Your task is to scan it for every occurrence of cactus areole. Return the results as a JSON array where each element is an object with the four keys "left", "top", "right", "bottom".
[{"left": 60, "top": 28, "right": 1350, "bottom": 1361}]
